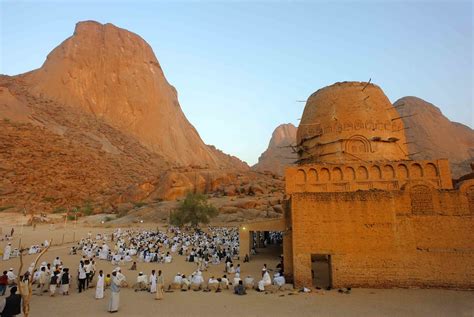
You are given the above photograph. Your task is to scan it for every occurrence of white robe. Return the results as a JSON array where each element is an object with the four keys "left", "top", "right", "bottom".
[
  {"left": 95, "top": 274, "right": 105, "bottom": 299},
  {"left": 3, "top": 245, "right": 11, "bottom": 260},
  {"left": 149, "top": 274, "right": 157, "bottom": 293},
  {"left": 258, "top": 272, "right": 272, "bottom": 291},
  {"left": 108, "top": 278, "right": 120, "bottom": 312}
]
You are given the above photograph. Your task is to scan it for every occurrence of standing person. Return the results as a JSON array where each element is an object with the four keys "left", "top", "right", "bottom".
[
  {"left": 78, "top": 262, "right": 87, "bottom": 293},
  {"left": 49, "top": 271, "right": 59, "bottom": 297},
  {"left": 38, "top": 267, "right": 47, "bottom": 295},
  {"left": 0, "top": 271, "right": 7, "bottom": 296},
  {"left": 1, "top": 286, "right": 21, "bottom": 317},
  {"left": 149, "top": 270, "right": 157, "bottom": 294},
  {"left": 3, "top": 243, "right": 11, "bottom": 261},
  {"left": 84, "top": 260, "right": 91, "bottom": 289},
  {"left": 155, "top": 270, "right": 164, "bottom": 300},
  {"left": 95, "top": 270, "right": 105, "bottom": 299},
  {"left": 107, "top": 271, "right": 121, "bottom": 313},
  {"left": 60, "top": 268, "right": 71, "bottom": 295}
]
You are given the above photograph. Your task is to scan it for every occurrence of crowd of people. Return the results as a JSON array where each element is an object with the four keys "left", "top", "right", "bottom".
[{"left": 1, "top": 226, "right": 286, "bottom": 315}]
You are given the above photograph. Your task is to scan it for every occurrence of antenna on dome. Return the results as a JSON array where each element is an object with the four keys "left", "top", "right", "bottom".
[
  {"left": 392, "top": 102, "right": 405, "bottom": 109},
  {"left": 391, "top": 113, "right": 417, "bottom": 121},
  {"left": 361, "top": 78, "right": 372, "bottom": 91}
]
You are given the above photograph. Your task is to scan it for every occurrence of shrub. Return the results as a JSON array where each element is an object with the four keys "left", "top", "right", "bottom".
[
  {"left": 169, "top": 192, "right": 218, "bottom": 227},
  {"left": 82, "top": 201, "right": 94, "bottom": 216}
]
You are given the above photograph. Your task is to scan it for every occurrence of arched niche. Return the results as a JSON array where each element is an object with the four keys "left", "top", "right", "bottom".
[
  {"left": 383, "top": 164, "right": 395, "bottom": 179},
  {"left": 425, "top": 163, "right": 438, "bottom": 178},
  {"left": 319, "top": 168, "right": 331, "bottom": 182},
  {"left": 357, "top": 166, "right": 369, "bottom": 180},
  {"left": 345, "top": 166, "right": 356, "bottom": 180},
  {"left": 345, "top": 135, "right": 371, "bottom": 155},
  {"left": 370, "top": 165, "right": 382, "bottom": 180},
  {"left": 307, "top": 168, "right": 318, "bottom": 184},
  {"left": 397, "top": 164, "right": 409, "bottom": 179},
  {"left": 296, "top": 169, "right": 306, "bottom": 184},
  {"left": 332, "top": 167, "right": 343, "bottom": 181},
  {"left": 411, "top": 163, "right": 423, "bottom": 178}
]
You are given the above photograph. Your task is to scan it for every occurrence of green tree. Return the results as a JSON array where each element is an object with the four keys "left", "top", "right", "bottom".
[{"left": 170, "top": 192, "right": 218, "bottom": 227}]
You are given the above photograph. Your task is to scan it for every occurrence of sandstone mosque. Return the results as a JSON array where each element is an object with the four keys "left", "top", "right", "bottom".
[{"left": 240, "top": 81, "right": 474, "bottom": 289}]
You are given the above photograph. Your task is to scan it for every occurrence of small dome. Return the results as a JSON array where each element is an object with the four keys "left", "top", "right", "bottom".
[{"left": 297, "top": 81, "right": 408, "bottom": 163}]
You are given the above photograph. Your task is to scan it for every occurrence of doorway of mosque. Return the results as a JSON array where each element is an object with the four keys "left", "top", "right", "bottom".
[{"left": 311, "top": 254, "right": 332, "bottom": 289}]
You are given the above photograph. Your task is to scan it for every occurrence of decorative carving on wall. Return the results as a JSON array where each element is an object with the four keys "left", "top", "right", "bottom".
[
  {"left": 410, "top": 185, "right": 434, "bottom": 214},
  {"left": 345, "top": 135, "right": 371, "bottom": 154}
]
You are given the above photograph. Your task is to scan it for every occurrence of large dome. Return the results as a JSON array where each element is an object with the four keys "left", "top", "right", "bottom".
[{"left": 297, "top": 81, "right": 408, "bottom": 163}]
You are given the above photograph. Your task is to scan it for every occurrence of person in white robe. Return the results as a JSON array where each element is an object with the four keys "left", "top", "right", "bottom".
[
  {"left": 108, "top": 271, "right": 121, "bottom": 313},
  {"left": 258, "top": 270, "right": 272, "bottom": 291},
  {"left": 149, "top": 270, "right": 157, "bottom": 293},
  {"left": 3, "top": 243, "right": 11, "bottom": 261},
  {"left": 233, "top": 272, "right": 241, "bottom": 286},
  {"left": 244, "top": 275, "right": 255, "bottom": 289},
  {"left": 191, "top": 271, "right": 204, "bottom": 290},
  {"left": 95, "top": 270, "right": 105, "bottom": 299},
  {"left": 273, "top": 272, "right": 286, "bottom": 287},
  {"left": 6, "top": 268, "right": 17, "bottom": 285}
]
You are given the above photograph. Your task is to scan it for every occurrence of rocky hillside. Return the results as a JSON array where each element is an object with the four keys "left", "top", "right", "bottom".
[
  {"left": 23, "top": 21, "right": 247, "bottom": 170},
  {"left": 395, "top": 96, "right": 474, "bottom": 178},
  {"left": 252, "top": 123, "right": 297, "bottom": 176},
  {"left": 0, "top": 21, "right": 256, "bottom": 213}
]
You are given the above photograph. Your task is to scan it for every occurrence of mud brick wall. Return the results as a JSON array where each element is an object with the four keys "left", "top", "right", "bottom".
[{"left": 290, "top": 185, "right": 474, "bottom": 289}]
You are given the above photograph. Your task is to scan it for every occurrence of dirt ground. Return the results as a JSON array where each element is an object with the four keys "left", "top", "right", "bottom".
[{"left": 0, "top": 219, "right": 473, "bottom": 317}]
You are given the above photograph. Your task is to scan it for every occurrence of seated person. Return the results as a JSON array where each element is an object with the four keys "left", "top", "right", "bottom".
[
  {"left": 133, "top": 272, "right": 148, "bottom": 291},
  {"left": 258, "top": 270, "right": 271, "bottom": 291},
  {"left": 273, "top": 272, "right": 286, "bottom": 287},
  {"left": 244, "top": 275, "right": 255, "bottom": 289},
  {"left": 181, "top": 275, "right": 191, "bottom": 291},
  {"left": 234, "top": 280, "right": 246, "bottom": 295},
  {"left": 207, "top": 276, "right": 219, "bottom": 291},
  {"left": 233, "top": 272, "right": 241, "bottom": 286},
  {"left": 191, "top": 271, "right": 204, "bottom": 291},
  {"left": 219, "top": 275, "right": 230, "bottom": 290}
]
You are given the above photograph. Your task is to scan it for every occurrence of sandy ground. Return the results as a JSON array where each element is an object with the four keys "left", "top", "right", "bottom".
[{"left": 0, "top": 220, "right": 473, "bottom": 317}]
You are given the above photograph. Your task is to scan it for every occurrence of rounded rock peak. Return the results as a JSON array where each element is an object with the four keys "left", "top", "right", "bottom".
[{"left": 297, "top": 81, "right": 408, "bottom": 163}]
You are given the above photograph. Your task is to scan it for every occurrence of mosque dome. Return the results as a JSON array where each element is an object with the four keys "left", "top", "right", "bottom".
[{"left": 297, "top": 81, "right": 408, "bottom": 163}]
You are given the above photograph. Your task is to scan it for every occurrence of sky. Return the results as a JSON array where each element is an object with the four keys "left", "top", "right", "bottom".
[{"left": 0, "top": 0, "right": 472, "bottom": 165}]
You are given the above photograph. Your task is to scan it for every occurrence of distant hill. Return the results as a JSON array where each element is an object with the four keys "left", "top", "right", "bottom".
[
  {"left": 395, "top": 96, "right": 474, "bottom": 179},
  {"left": 252, "top": 123, "right": 297, "bottom": 176}
]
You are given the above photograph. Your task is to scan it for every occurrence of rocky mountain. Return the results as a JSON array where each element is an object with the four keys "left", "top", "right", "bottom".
[
  {"left": 395, "top": 96, "right": 474, "bottom": 178},
  {"left": 252, "top": 123, "right": 297, "bottom": 176},
  {"left": 23, "top": 20, "right": 247, "bottom": 169},
  {"left": 0, "top": 21, "right": 252, "bottom": 212}
]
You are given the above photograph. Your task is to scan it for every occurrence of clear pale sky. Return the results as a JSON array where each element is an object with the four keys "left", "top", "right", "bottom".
[{"left": 1, "top": 0, "right": 472, "bottom": 165}]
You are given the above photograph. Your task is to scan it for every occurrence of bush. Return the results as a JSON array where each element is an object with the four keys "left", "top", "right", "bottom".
[
  {"left": 0, "top": 206, "right": 14, "bottom": 212},
  {"left": 104, "top": 216, "right": 114, "bottom": 222},
  {"left": 169, "top": 192, "right": 218, "bottom": 227},
  {"left": 82, "top": 201, "right": 94, "bottom": 216}
]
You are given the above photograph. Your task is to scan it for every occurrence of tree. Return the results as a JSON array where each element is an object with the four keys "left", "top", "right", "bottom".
[
  {"left": 18, "top": 239, "right": 51, "bottom": 317},
  {"left": 170, "top": 192, "right": 218, "bottom": 227}
]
